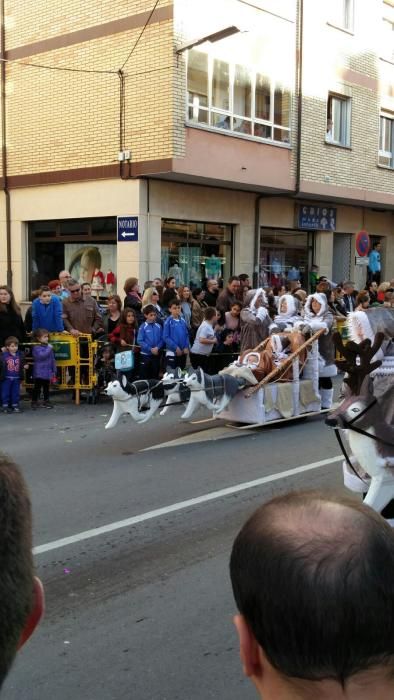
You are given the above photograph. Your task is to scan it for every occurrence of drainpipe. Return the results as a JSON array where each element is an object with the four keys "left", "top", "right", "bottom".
[
  {"left": 0, "top": 0, "right": 11, "bottom": 287},
  {"left": 252, "top": 0, "right": 303, "bottom": 288}
]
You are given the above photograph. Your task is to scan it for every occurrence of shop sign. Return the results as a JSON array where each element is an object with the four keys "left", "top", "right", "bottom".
[
  {"left": 355, "top": 229, "right": 370, "bottom": 257},
  {"left": 117, "top": 216, "right": 138, "bottom": 242},
  {"left": 298, "top": 205, "right": 336, "bottom": 231},
  {"left": 355, "top": 256, "right": 369, "bottom": 266}
]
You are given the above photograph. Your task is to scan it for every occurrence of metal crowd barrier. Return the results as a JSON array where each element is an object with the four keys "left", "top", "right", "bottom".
[{"left": 24, "top": 333, "right": 98, "bottom": 405}]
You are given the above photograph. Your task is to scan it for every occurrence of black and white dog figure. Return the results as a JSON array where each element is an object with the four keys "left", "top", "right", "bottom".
[
  {"left": 159, "top": 367, "right": 191, "bottom": 416},
  {"left": 182, "top": 367, "right": 244, "bottom": 419},
  {"left": 104, "top": 374, "right": 163, "bottom": 428}
]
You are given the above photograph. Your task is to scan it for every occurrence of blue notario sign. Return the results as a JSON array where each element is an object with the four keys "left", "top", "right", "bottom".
[{"left": 117, "top": 216, "right": 139, "bottom": 242}]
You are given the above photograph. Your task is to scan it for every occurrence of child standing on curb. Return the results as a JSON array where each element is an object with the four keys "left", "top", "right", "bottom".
[
  {"left": 0, "top": 336, "right": 28, "bottom": 413},
  {"left": 31, "top": 328, "right": 57, "bottom": 409},
  {"left": 137, "top": 304, "right": 163, "bottom": 379},
  {"left": 163, "top": 299, "right": 189, "bottom": 371},
  {"left": 190, "top": 307, "right": 218, "bottom": 373}
]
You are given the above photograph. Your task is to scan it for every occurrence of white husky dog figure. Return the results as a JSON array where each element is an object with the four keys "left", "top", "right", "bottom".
[
  {"left": 182, "top": 367, "right": 244, "bottom": 419},
  {"left": 104, "top": 375, "right": 163, "bottom": 428},
  {"left": 159, "top": 367, "right": 190, "bottom": 416}
]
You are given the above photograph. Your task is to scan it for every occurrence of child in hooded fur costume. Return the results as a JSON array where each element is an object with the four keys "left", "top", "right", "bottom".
[
  {"left": 269, "top": 293, "right": 302, "bottom": 333},
  {"left": 239, "top": 289, "right": 270, "bottom": 353},
  {"left": 303, "top": 292, "right": 336, "bottom": 408}
]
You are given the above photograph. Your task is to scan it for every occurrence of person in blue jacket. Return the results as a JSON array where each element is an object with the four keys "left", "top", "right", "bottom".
[
  {"left": 137, "top": 304, "right": 164, "bottom": 379},
  {"left": 163, "top": 298, "right": 189, "bottom": 371},
  {"left": 32, "top": 286, "right": 64, "bottom": 333}
]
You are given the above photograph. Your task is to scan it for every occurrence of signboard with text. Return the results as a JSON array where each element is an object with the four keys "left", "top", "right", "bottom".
[
  {"left": 117, "top": 216, "right": 139, "bottom": 242},
  {"left": 298, "top": 205, "right": 336, "bottom": 231}
]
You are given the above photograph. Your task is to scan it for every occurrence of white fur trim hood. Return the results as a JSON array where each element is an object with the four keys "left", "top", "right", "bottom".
[{"left": 304, "top": 292, "right": 328, "bottom": 318}]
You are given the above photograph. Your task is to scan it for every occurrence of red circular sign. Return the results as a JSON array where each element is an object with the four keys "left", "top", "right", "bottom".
[{"left": 355, "top": 230, "right": 370, "bottom": 257}]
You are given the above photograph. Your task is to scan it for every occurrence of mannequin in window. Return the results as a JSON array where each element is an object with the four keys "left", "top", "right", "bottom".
[
  {"left": 205, "top": 254, "right": 222, "bottom": 280},
  {"left": 167, "top": 263, "right": 184, "bottom": 287}
]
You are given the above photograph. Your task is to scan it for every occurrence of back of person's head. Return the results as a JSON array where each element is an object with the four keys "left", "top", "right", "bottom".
[
  {"left": 230, "top": 490, "right": 394, "bottom": 696},
  {"left": 0, "top": 454, "right": 44, "bottom": 688},
  {"left": 203, "top": 307, "right": 217, "bottom": 321}
]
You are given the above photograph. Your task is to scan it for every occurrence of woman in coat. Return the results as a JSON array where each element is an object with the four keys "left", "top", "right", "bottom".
[{"left": 0, "top": 286, "right": 25, "bottom": 349}]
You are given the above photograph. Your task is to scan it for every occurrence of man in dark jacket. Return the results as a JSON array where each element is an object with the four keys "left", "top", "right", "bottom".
[
  {"left": 204, "top": 279, "right": 219, "bottom": 307},
  {"left": 216, "top": 276, "right": 240, "bottom": 324}
]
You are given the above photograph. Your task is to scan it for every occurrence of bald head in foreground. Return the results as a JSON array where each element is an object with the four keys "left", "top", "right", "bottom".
[{"left": 230, "top": 491, "right": 394, "bottom": 700}]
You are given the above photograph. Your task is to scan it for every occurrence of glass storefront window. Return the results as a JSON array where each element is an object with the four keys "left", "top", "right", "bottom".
[
  {"left": 259, "top": 229, "right": 313, "bottom": 290},
  {"left": 161, "top": 220, "right": 233, "bottom": 289},
  {"left": 28, "top": 217, "right": 117, "bottom": 295}
]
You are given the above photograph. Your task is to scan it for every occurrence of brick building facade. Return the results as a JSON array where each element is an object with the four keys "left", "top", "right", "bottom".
[{"left": 0, "top": 0, "right": 393, "bottom": 300}]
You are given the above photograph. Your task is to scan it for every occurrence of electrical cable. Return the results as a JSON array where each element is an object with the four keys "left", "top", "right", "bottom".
[
  {"left": 0, "top": 55, "right": 117, "bottom": 75},
  {"left": 120, "top": 0, "right": 160, "bottom": 71}
]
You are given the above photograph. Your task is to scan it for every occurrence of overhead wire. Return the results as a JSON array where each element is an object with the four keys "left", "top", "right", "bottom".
[{"left": 120, "top": 0, "right": 160, "bottom": 71}]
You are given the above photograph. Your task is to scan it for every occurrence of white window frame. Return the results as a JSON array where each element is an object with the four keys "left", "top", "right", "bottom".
[
  {"left": 382, "top": 1, "right": 394, "bottom": 62},
  {"left": 329, "top": 0, "right": 354, "bottom": 32},
  {"left": 326, "top": 93, "right": 351, "bottom": 147},
  {"left": 185, "top": 50, "right": 291, "bottom": 146},
  {"left": 379, "top": 112, "right": 394, "bottom": 168}
]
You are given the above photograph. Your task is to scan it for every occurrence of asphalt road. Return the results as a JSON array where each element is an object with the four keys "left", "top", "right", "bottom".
[{"left": 1, "top": 391, "right": 346, "bottom": 700}]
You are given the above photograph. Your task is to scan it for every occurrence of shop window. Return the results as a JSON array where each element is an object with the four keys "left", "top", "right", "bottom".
[
  {"left": 259, "top": 229, "right": 313, "bottom": 290},
  {"left": 379, "top": 113, "right": 394, "bottom": 167},
  {"left": 161, "top": 220, "right": 233, "bottom": 288},
  {"left": 28, "top": 217, "right": 117, "bottom": 296},
  {"left": 186, "top": 48, "right": 291, "bottom": 145},
  {"left": 329, "top": 0, "right": 354, "bottom": 31},
  {"left": 326, "top": 93, "right": 351, "bottom": 146}
]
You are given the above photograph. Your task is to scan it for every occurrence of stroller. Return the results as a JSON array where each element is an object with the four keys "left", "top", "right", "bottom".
[{"left": 87, "top": 342, "right": 116, "bottom": 404}]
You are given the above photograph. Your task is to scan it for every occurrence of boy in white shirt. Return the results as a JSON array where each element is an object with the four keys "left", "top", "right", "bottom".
[{"left": 190, "top": 307, "right": 218, "bottom": 373}]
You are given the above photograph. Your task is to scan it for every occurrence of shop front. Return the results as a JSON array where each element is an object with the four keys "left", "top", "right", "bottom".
[
  {"left": 258, "top": 227, "right": 314, "bottom": 290},
  {"left": 28, "top": 217, "right": 117, "bottom": 297},
  {"left": 161, "top": 219, "right": 233, "bottom": 288}
]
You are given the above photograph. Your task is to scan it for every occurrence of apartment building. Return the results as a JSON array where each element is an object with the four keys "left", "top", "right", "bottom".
[{"left": 0, "top": 0, "right": 393, "bottom": 301}]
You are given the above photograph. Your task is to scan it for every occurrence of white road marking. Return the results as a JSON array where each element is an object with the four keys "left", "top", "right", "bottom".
[{"left": 33, "top": 455, "right": 342, "bottom": 556}]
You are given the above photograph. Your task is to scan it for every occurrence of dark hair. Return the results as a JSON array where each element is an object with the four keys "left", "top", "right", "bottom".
[
  {"left": 168, "top": 298, "right": 181, "bottom": 309},
  {"left": 32, "top": 328, "right": 49, "bottom": 341},
  {"left": 38, "top": 285, "right": 50, "bottom": 293},
  {"left": 238, "top": 274, "right": 250, "bottom": 283},
  {"left": 143, "top": 304, "right": 156, "bottom": 316},
  {"left": 0, "top": 454, "right": 34, "bottom": 687},
  {"left": 230, "top": 301, "right": 242, "bottom": 310},
  {"left": 164, "top": 276, "right": 175, "bottom": 288},
  {"left": 230, "top": 490, "right": 394, "bottom": 686},
  {"left": 107, "top": 294, "right": 122, "bottom": 312},
  {"left": 4, "top": 336, "right": 19, "bottom": 347},
  {"left": 121, "top": 308, "right": 137, "bottom": 325},
  {"left": 162, "top": 288, "right": 178, "bottom": 307},
  {"left": 0, "top": 286, "right": 21, "bottom": 316},
  {"left": 192, "top": 287, "right": 203, "bottom": 300},
  {"left": 227, "top": 276, "right": 239, "bottom": 285},
  {"left": 220, "top": 328, "right": 234, "bottom": 342},
  {"left": 203, "top": 306, "right": 217, "bottom": 321},
  {"left": 123, "top": 277, "right": 139, "bottom": 294},
  {"left": 356, "top": 291, "right": 370, "bottom": 306}
]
